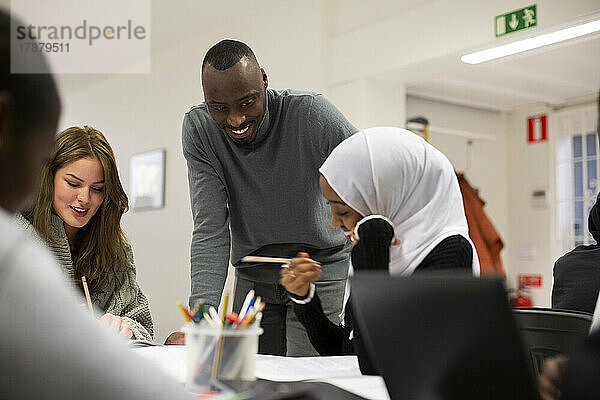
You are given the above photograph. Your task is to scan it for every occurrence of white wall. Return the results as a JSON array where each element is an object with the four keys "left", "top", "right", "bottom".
[
  {"left": 506, "top": 105, "right": 555, "bottom": 306},
  {"left": 406, "top": 96, "right": 510, "bottom": 273},
  {"left": 329, "top": 79, "right": 406, "bottom": 130}
]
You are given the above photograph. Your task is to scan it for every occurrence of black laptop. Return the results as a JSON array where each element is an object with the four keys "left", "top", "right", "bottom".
[{"left": 350, "top": 274, "right": 539, "bottom": 400}]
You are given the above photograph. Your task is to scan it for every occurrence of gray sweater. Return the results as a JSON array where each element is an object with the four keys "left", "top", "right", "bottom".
[
  {"left": 16, "top": 213, "right": 154, "bottom": 340},
  {"left": 182, "top": 89, "right": 357, "bottom": 308}
]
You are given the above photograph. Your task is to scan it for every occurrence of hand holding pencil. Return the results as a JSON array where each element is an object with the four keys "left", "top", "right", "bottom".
[
  {"left": 81, "top": 276, "right": 133, "bottom": 339},
  {"left": 100, "top": 313, "right": 133, "bottom": 339},
  {"left": 241, "top": 255, "right": 291, "bottom": 264},
  {"left": 280, "top": 252, "right": 322, "bottom": 297}
]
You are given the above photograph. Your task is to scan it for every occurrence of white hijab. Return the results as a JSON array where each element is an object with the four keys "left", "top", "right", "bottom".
[{"left": 320, "top": 127, "right": 480, "bottom": 276}]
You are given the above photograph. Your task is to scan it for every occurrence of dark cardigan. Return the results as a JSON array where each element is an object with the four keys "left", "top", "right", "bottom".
[{"left": 290, "top": 231, "right": 473, "bottom": 375}]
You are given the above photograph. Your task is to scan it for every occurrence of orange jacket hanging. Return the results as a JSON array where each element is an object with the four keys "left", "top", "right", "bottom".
[{"left": 457, "top": 173, "right": 505, "bottom": 277}]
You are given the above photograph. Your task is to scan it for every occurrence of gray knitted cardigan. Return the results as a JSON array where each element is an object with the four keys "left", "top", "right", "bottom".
[{"left": 16, "top": 214, "right": 154, "bottom": 340}]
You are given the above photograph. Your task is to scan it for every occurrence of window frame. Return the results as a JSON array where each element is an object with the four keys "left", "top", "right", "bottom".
[{"left": 554, "top": 104, "right": 598, "bottom": 255}]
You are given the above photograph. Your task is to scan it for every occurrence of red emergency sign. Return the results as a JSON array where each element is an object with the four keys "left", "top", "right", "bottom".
[
  {"left": 518, "top": 274, "right": 542, "bottom": 288},
  {"left": 527, "top": 114, "right": 547, "bottom": 143}
]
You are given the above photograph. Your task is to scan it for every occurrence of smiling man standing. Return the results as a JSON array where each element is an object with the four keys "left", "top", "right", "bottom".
[{"left": 181, "top": 39, "right": 357, "bottom": 356}]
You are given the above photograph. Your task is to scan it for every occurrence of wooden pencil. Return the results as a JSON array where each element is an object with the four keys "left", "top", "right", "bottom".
[
  {"left": 241, "top": 256, "right": 291, "bottom": 264},
  {"left": 81, "top": 276, "right": 94, "bottom": 316}
]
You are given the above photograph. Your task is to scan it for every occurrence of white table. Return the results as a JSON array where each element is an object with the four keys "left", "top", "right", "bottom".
[{"left": 132, "top": 346, "right": 390, "bottom": 400}]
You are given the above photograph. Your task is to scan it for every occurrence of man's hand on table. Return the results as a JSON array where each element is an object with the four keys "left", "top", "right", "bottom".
[{"left": 164, "top": 331, "right": 185, "bottom": 345}]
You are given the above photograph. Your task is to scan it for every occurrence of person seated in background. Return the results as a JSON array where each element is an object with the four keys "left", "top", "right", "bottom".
[
  {"left": 280, "top": 127, "right": 480, "bottom": 373},
  {"left": 552, "top": 191, "right": 600, "bottom": 314},
  {"left": 0, "top": 10, "right": 191, "bottom": 399},
  {"left": 19, "top": 126, "right": 154, "bottom": 340},
  {"left": 539, "top": 292, "right": 600, "bottom": 400}
]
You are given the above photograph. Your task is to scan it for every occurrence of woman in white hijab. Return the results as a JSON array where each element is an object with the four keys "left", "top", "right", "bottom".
[{"left": 281, "top": 127, "right": 479, "bottom": 373}]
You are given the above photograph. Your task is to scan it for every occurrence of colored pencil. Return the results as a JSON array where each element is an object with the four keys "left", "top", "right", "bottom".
[{"left": 177, "top": 301, "right": 192, "bottom": 323}]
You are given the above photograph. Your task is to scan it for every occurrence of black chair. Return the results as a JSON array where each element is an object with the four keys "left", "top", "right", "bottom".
[
  {"left": 513, "top": 307, "right": 592, "bottom": 377},
  {"left": 350, "top": 275, "right": 539, "bottom": 400}
]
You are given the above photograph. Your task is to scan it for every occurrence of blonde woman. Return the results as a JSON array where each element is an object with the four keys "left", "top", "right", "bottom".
[{"left": 21, "top": 126, "right": 153, "bottom": 340}]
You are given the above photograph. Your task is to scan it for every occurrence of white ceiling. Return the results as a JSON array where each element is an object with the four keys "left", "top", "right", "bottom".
[
  {"left": 54, "top": 0, "right": 264, "bottom": 96},
  {"left": 23, "top": 0, "right": 599, "bottom": 112},
  {"left": 329, "top": 0, "right": 436, "bottom": 35},
  {"left": 404, "top": 31, "right": 600, "bottom": 112}
]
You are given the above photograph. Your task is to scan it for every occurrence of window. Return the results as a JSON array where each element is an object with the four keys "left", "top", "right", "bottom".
[
  {"left": 555, "top": 105, "right": 598, "bottom": 254},
  {"left": 571, "top": 132, "right": 596, "bottom": 244}
]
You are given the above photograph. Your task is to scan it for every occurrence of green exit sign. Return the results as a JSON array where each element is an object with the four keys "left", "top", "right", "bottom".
[{"left": 495, "top": 4, "right": 537, "bottom": 37}]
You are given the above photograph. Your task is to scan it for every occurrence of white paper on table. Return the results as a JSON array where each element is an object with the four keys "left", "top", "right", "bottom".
[
  {"left": 132, "top": 349, "right": 363, "bottom": 384},
  {"left": 322, "top": 376, "right": 391, "bottom": 400},
  {"left": 255, "top": 355, "right": 362, "bottom": 381},
  {"left": 131, "top": 349, "right": 390, "bottom": 400},
  {"left": 129, "top": 339, "right": 163, "bottom": 347},
  {"left": 256, "top": 355, "right": 389, "bottom": 400},
  {"left": 132, "top": 346, "right": 187, "bottom": 383}
]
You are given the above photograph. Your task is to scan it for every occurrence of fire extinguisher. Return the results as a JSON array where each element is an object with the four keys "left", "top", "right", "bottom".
[{"left": 510, "top": 284, "right": 533, "bottom": 307}]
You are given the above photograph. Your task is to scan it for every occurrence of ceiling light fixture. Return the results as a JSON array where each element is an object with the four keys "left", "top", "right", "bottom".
[{"left": 461, "top": 18, "right": 600, "bottom": 64}]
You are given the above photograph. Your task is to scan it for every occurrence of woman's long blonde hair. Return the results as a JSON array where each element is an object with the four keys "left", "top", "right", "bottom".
[{"left": 26, "top": 126, "right": 129, "bottom": 292}]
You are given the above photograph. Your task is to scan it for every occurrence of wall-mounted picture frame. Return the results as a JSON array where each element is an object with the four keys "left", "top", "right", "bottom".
[{"left": 129, "top": 149, "right": 166, "bottom": 212}]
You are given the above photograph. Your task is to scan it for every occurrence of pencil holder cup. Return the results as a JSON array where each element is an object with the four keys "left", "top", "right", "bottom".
[{"left": 183, "top": 323, "right": 263, "bottom": 393}]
